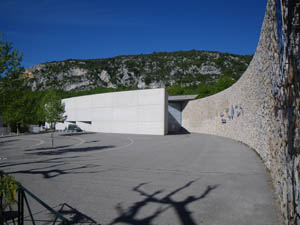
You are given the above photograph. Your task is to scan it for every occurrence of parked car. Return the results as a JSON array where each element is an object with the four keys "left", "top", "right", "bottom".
[{"left": 66, "top": 124, "right": 82, "bottom": 132}]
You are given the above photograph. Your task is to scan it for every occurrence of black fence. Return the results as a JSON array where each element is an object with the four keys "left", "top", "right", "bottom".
[{"left": 1, "top": 173, "right": 71, "bottom": 225}]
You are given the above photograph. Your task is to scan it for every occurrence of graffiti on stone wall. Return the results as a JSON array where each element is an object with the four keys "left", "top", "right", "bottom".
[{"left": 220, "top": 104, "right": 243, "bottom": 124}]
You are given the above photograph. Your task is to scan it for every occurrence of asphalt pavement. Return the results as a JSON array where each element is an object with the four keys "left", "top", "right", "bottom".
[{"left": 0, "top": 132, "right": 282, "bottom": 225}]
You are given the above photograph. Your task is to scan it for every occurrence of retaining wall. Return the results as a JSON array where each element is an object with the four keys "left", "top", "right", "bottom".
[{"left": 182, "top": 0, "right": 300, "bottom": 224}]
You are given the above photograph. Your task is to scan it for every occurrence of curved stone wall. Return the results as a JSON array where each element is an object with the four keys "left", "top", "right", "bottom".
[
  {"left": 182, "top": 0, "right": 300, "bottom": 224},
  {"left": 183, "top": 0, "right": 279, "bottom": 167}
]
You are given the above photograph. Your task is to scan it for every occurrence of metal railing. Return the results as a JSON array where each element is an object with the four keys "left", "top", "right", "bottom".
[{"left": 1, "top": 173, "right": 71, "bottom": 225}]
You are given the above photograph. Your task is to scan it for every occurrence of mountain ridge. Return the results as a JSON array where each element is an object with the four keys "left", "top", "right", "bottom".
[{"left": 23, "top": 50, "right": 252, "bottom": 92}]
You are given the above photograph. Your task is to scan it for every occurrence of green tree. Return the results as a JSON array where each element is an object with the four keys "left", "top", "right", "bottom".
[
  {"left": 40, "top": 90, "right": 65, "bottom": 148},
  {"left": 0, "top": 33, "right": 29, "bottom": 134},
  {"left": 0, "top": 34, "right": 23, "bottom": 79},
  {"left": 215, "top": 76, "right": 235, "bottom": 92},
  {"left": 144, "top": 76, "right": 152, "bottom": 85},
  {"left": 2, "top": 90, "right": 32, "bottom": 134},
  {"left": 167, "top": 84, "right": 184, "bottom": 96},
  {"left": 0, "top": 33, "right": 24, "bottom": 112},
  {"left": 196, "top": 84, "right": 216, "bottom": 98}
]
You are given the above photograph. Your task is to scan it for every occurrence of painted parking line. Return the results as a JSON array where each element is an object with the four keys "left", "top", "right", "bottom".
[
  {"left": 18, "top": 138, "right": 45, "bottom": 149},
  {"left": 113, "top": 136, "right": 134, "bottom": 151},
  {"left": 67, "top": 136, "right": 85, "bottom": 147},
  {"left": 89, "top": 136, "right": 135, "bottom": 153}
]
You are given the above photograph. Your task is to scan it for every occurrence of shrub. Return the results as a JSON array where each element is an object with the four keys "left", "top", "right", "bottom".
[{"left": 0, "top": 173, "right": 18, "bottom": 211}]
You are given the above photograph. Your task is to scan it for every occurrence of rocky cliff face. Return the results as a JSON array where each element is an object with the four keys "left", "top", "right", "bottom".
[{"left": 23, "top": 51, "right": 251, "bottom": 91}]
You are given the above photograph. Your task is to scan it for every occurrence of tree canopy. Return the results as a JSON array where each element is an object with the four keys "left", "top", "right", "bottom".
[
  {"left": 0, "top": 34, "right": 50, "bottom": 133},
  {"left": 0, "top": 34, "right": 23, "bottom": 78},
  {"left": 41, "top": 90, "right": 65, "bottom": 128},
  {"left": 0, "top": 34, "right": 27, "bottom": 132}
]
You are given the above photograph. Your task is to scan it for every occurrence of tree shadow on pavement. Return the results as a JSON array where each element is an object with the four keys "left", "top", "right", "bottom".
[
  {"left": 25, "top": 145, "right": 115, "bottom": 156},
  {"left": 7, "top": 163, "right": 101, "bottom": 179},
  {"left": 0, "top": 156, "right": 80, "bottom": 169},
  {"left": 86, "top": 140, "right": 101, "bottom": 144},
  {"left": 60, "top": 132, "right": 94, "bottom": 136},
  {"left": 25, "top": 145, "right": 72, "bottom": 152},
  {"left": 0, "top": 139, "right": 19, "bottom": 144},
  {"left": 109, "top": 180, "right": 219, "bottom": 225}
]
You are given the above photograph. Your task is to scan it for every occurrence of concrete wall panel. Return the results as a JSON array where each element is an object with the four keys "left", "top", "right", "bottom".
[
  {"left": 92, "top": 108, "right": 113, "bottom": 121},
  {"left": 138, "top": 89, "right": 165, "bottom": 106},
  {"left": 111, "top": 122, "right": 138, "bottom": 134},
  {"left": 59, "top": 88, "right": 167, "bottom": 135},
  {"left": 113, "top": 107, "right": 139, "bottom": 122},
  {"left": 75, "top": 109, "right": 92, "bottom": 121},
  {"left": 55, "top": 122, "right": 65, "bottom": 130},
  {"left": 91, "top": 94, "right": 113, "bottom": 108},
  {"left": 138, "top": 122, "right": 165, "bottom": 135},
  {"left": 138, "top": 105, "right": 165, "bottom": 122},
  {"left": 112, "top": 91, "right": 139, "bottom": 107}
]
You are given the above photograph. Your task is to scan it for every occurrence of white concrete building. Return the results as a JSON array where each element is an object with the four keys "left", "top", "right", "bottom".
[{"left": 56, "top": 88, "right": 168, "bottom": 135}]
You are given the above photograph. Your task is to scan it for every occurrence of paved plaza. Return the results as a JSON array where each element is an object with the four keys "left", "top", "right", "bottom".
[{"left": 0, "top": 132, "right": 281, "bottom": 225}]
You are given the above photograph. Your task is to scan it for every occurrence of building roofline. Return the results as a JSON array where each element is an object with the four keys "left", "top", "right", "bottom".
[{"left": 168, "top": 95, "right": 198, "bottom": 102}]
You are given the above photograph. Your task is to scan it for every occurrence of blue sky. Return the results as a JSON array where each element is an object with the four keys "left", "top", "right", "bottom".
[{"left": 1, "top": 0, "right": 267, "bottom": 68}]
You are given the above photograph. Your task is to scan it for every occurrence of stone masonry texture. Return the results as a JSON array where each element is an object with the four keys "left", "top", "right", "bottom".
[{"left": 182, "top": 0, "right": 300, "bottom": 224}]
